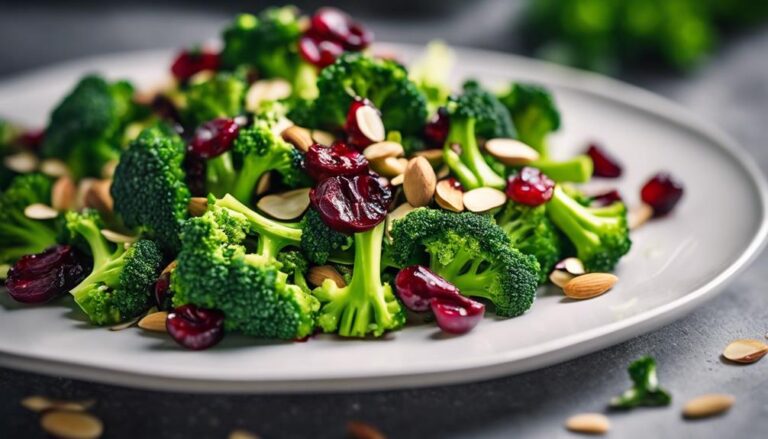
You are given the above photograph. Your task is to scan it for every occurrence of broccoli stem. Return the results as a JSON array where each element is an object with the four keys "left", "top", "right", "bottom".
[
  {"left": 546, "top": 186, "right": 601, "bottom": 250},
  {"left": 69, "top": 249, "right": 126, "bottom": 299},
  {"left": 5, "top": 212, "right": 58, "bottom": 248},
  {"left": 215, "top": 194, "right": 301, "bottom": 257},
  {"left": 70, "top": 219, "right": 113, "bottom": 267},
  {"left": 444, "top": 118, "right": 505, "bottom": 189},
  {"left": 430, "top": 246, "right": 495, "bottom": 301},
  {"left": 443, "top": 148, "right": 480, "bottom": 189},
  {"left": 230, "top": 155, "right": 271, "bottom": 203},
  {"left": 206, "top": 153, "right": 236, "bottom": 197},
  {"left": 529, "top": 155, "right": 593, "bottom": 183},
  {"left": 292, "top": 61, "right": 319, "bottom": 100}
]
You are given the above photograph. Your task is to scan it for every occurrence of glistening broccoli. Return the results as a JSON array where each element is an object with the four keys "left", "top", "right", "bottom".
[
  {"left": 528, "top": 156, "right": 593, "bottom": 183},
  {"left": 0, "top": 174, "right": 58, "bottom": 264},
  {"left": 498, "top": 82, "right": 560, "bottom": 157},
  {"left": 182, "top": 72, "right": 247, "bottom": 127},
  {"left": 300, "top": 208, "right": 353, "bottom": 265}
]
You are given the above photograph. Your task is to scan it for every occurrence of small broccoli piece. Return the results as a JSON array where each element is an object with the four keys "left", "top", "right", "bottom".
[
  {"left": 546, "top": 186, "right": 631, "bottom": 272},
  {"left": 276, "top": 250, "right": 310, "bottom": 293},
  {"left": 498, "top": 83, "right": 561, "bottom": 157},
  {"left": 312, "top": 221, "right": 405, "bottom": 338},
  {"left": 111, "top": 124, "right": 190, "bottom": 253},
  {"left": 391, "top": 208, "right": 540, "bottom": 317},
  {"left": 496, "top": 201, "right": 562, "bottom": 284},
  {"left": 409, "top": 41, "right": 455, "bottom": 115},
  {"left": 0, "top": 174, "right": 58, "bottom": 264},
  {"left": 62, "top": 210, "right": 162, "bottom": 325},
  {"left": 300, "top": 208, "right": 353, "bottom": 265},
  {"left": 183, "top": 72, "right": 247, "bottom": 127},
  {"left": 610, "top": 356, "right": 672, "bottom": 409},
  {"left": 528, "top": 155, "right": 593, "bottom": 183},
  {"left": 42, "top": 75, "right": 140, "bottom": 180},
  {"left": 311, "top": 53, "right": 428, "bottom": 136},
  {"left": 460, "top": 80, "right": 516, "bottom": 139}
]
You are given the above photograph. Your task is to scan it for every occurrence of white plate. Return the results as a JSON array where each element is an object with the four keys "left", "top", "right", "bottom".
[{"left": 1, "top": 44, "right": 766, "bottom": 393}]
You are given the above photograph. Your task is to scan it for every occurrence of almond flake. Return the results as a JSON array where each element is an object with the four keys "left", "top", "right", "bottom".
[
  {"left": 3, "top": 151, "right": 38, "bottom": 173},
  {"left": 434, "top": 179, "right": 464, "bottom": 212},
  {"left": 257, "top": 188, "right": 310, "bottom": 220},
  {"left": 229, "top": 430, "right": 261, "bottom": 439},
  {"left": 52, "top": 176, "right": 77, "bottom": 211},
  {"left": 311, "top": 130, "right": 335, "bottom": 146},
  {"left": 40, "top": 159, "right": 70, "bottom": 178},
  {"left": 21, "top": 396, "right": 94, "bottom": 413},
  {"left": 628, "top": 203, "right": 653, "bottom": 230},
  {"left": 41, "top": 410, "right": 103, "bottom": 439},
  {"left": 565, "top": 413, "right": 610, "bottom": 434},
  {"left": 356, "top": 105, "right": 386, "bottom": 143},
  {"left": 722, "top": 339, "right": 768, "bottom": 364},
  {"left": 281, "top": 126, "right": 314, "bottom": 152},
  {"left": 246, "top": 79, "right": 292, "bottom": 112},
  {"left": 308, "top": 265, "right": 346, "bottom": 288},
  {"left": 363, "top": 141, "right": 404, "bottom": 162},
  {"left": 100, "top": 229, "right": 137, "bottom": 244},
  {"left": 188, "top": 197, "right": 209, "bottom": 217},
  {"left": 683, "top": 394, "right": 734, "bottom": 419},
  {"left": 370, "top": 157, "right": 408, "bottom": 178},
  {"left": 386, "top": 203, "right": 416, "bottom": 236},
  {"left": 462, "top": 187, "right": 506, "bottom": 213},
  {"left": 390, "top": 174, "right": 404, "bottom": 186},
  {"left": 413, "top": 149, "right": 444, "bottom": 166},
  {"left": 83, "top": 179, "right": 113, "bottom": 215},
  {"left": 24, "top": 203, "right": 59, "bottom": 220},
  {"left": 549, "top": 270, "right": 575, "bottom": 289},
  {"left": 484, "top": 138, "right": 540, "bottom": 165}
]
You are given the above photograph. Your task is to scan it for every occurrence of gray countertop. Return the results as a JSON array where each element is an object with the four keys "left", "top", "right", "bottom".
[{"left": 1, "top": 2, "right": 767, "bottom": 438}]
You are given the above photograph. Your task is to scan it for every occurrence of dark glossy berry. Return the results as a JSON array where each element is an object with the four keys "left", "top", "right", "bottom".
[
  {"left": 151, "top": 94, "right": 183, "bottom": 126},
  {"left": 591, "top": 189, "right": 622, "bottom": 207},
  {"left": 345, "top": 98, "right": 385, "bottom": 149},
  {"left": 166, "top": 304, "right": 225, "bottom": 351},
  {"left": 430, "top": 295, "right": 485, "bottom": 335},
  {"left": 298, "top": 35, "right": 344, "bottom": 68},
  {"left": 309, "top": 7, "right": 372, "bottom": 51},
  {"left": 188, "top": 118, "right": 240, "bottom": 159},
  {"left": 183, "top": 153, "right": 207, "bottom": 197},
  {"left": 305, "top": 141, "right": 369, "bottom": 182},
  {"left": 170, "top": 49, "right": 220, "bottom": 82},
  {"left": 586, "top": 143, "right": 623, "bottom": 178},
  {"left": 154, "top": 270, "right": 173, "bottom": 311},
  {"left": 310, "top": 173, "right": 393, "bottom": 234},
  {"left": 395, "top": 265, "right": 460, "bottom": 312},
  {"left": 506, "top": 167, "right": 555, "bottom": 206},
  {"left": 641, "top": 172, "right": 684, "bottom": 216},
  {"left": 18, "top": 129, "right": 45, "bottom": 151},
  {"left": 424, "top": 107, "right": 450, "bottom": 147},
  {"left": 6, "top": 245, "right": 90, "bottom": 304}
]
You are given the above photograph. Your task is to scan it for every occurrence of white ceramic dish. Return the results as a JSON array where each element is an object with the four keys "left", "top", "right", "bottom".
[{"left": 1, "top": 44, "right": 766, "bottom": 393}]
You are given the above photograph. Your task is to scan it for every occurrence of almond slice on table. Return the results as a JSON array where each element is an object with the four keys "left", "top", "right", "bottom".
[
  {"left": 683, "top": 394, "right": 734, "bottom": 419},
  {"left": 484, "top": 138, "right": 540, "bottom": 166},
  {"left": 40, "top": 158, "right": 71, "bottom": 178},
  {"left": 370, "top": 157, "right": 408, "bottom": 178},
  {"left": 722, "top": 339, "right": 768, "bottom": 364},
  {"left": 435, "top": 179, "right": 464, "bottom": 212},
  {"left": 281, "top": 125, "right": 314, "bottom": 152},
  {"left": 3, "top": 151, "right": 38, "bottom": 173},
  {"left": 462, "top": 187, "right": 506, "bottom": 213},
  {"left": 565, "top": 413, "right": 610, "bottom": 435},
  {"left": 24, "top": 203, "right": 59, "bottom": 220},
  {"left": 229, "top": 430, "right": 261, "bottom": 439},
  {"left": 403, "top": 157, "right": 437, "bottom": 207},
  {"left": 308, "top": 265, "right": 346, "bottom": 288},
  {"left": 363, "top": 141, "right": 404, "bottom": 162},
  {"left": 628, "top": 203, "right": 654, "bottom": 230},
  {"left": 563, "top": 273, "right": 617, "bottom": 299},
  {"left": 40, "top": 410, "right": 104, "bottom": 439},
  {"left": 21, "top": 395, "right": 94, "bottom": 413},
  {"left": 257, "top": 188, "right": 311, "bottom": 221},
  {"left": 138, "top": 311, "right": 169, "bottom": 333},
  {"left": 413, "top": 149, "right": 444, "bottom": 167},
  {"left": 188, "top": 197, "right": 209, "bottom": 217},
  {"left": 311, "top": 129, "right": 335, "bottom": 146},
  {"left": 52, "top": 176, "right": 77, "bottom": 211}
]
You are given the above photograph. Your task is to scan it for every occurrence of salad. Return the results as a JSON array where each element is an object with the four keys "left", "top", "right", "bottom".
[{"left": 0, "top": 6, "right": 683, "bottom": 350}]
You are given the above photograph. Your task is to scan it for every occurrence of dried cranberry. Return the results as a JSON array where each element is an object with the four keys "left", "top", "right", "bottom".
[
  {"left": 298, "top": 35, "right": 344, "bottom": 68},
  {"left": 586, "top": 143, "right": 623, "bottom": 178},
  {"left": 430, "top": 295, "right": 485, "bottom": 335},
  {"left": 166, "top": 304, "right": 225, "bottom": 350},
  {"left": 18, "top": 129, "right": 45, "bottom": 151},
  {"left": 188, "top": 118, "right": 240, "bottom": 159},
  {"left": 395, "top": 265, "right": 460, "bottom": 312},
  {"left": 151, "top": 94, "right": 182, "bottom": 126},
  {"left": 183, "top": 153, "right": 207, "bottom": 197},
  {"left": 345, "top": 98, "right": 386, "bottom": 149},
  {"left": 170, "top": 49, "right": 220, "bottom": 82},
  {"left": 309, "top": 8, "right": 372, "bottom": 51},
  {"left": 6, "top": 245, "right": 90, "bottom": 304},
  {"left": 305, "top": 141, "right": 369, "bottom": 182},
  {"left": 154, "top": 271, "right": 173, "bottom": 311},
  {"left": 310, "top": 173, "right": 393, "bottom": 234},
  {"left": 424, "top": 107, "right": 450, "bottom": 147},
  {"left": 591, "top": 189, "right": 622, "bottom": 207},
  {"left": 506, "top": 167, "right": 555, "bottom": 206},
  {"left": 641, "top": 172, "right": 684, "bottom": 216}
]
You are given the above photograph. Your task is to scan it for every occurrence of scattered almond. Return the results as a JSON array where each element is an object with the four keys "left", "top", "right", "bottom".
[
  {"left": 565, "top": 413, "right": 610, "bottom": 435},
  {"left": 188, "top": 197, "right": 209, "bottom": 217},
  {"left": 683, "top": 394, "right": 734, "bottom": 419},
  {"left": 308, "top": 265, "right": 346, "bottom": 288},
  {"left": 311, "top": 130, "right": 335, "bottom": 146},
  {"left": 722, "top": 339, "right": 768, "bottom": 364},
  {"left": 628, "top": 203, "right": 654, "bottom": 230},
  {"left": 138, "top": 311, "right": 169, "bottom": 333},
  {"left": 370, "top": 157, "right": 408, "bottom": 178},
  {"left": 24, "top": 203, "right": 59, "bottom": 220},
  {"left": 355, "top": 106, "right": 386, "bottom": 143},
  {"left": 4, "top": 151, "right": 38, "bottom": 173},
  {"left": 462, "top": 187, "right": 506, "bottom": 213},
  {"left": 246, "top": 79, "right": 292, "bottom": 112},
  {"left": 347, "top": 421, "right": 386, "bottom": 439},
  {"left": 40, "top": 159, "right": 70, "bottom": 178},
  {"left": 413, "top": 149, "right": 444, "bottom": 167},
  {"left": 40, "top": 410, "right": 103, "bottom": 439},
  {"left": 435, "top": 179, "right": 464, "bottom": 212},
  {"left": 75, "top": 179, "right": 97, "bottom": 210},
  {"left": 563, "top": 273, "right": 617, "bottom": 299},
  {"left": 363, "top": 141, "right": 404, "bottom": 162},
  {"left": 563, "top": 257, "right": 586, "bottom": 275},
  {"left": 255, "top": 172, "right": 272, "bottom": 196},
  {"left": 403, "top": 157, "right": 437, "bottom": 207},
  {"left": 257, "top": 188, "right": 310, "bottom": 220},
  {"left": 436, "top": 165, "right": 450, "bottom": 179},
  {"left": 52, "top": 176, "right": 77, "bottom": 211},
  {"left": 161, "top": 260, "right": 178, "bottom": 277},
  {"left": 386, "top": 203, "right": 416, "bottom": 235},
  {"left": 100, "top": 229, "right": 137, "bottom": 244},
  {"left": 21, "top": 396, "right": 94, "bottom": 413},
  {"left": 549, "top": 270, "right": 575, "bottom": 289},
  {"left": 109, "top": 313, "right": 143, "bottom": 331},
  {"left": 390, "top": 174, "right": 404, "bottom": 186},
  {"left": 229, "top": 430, "right": 260, "bottom": 439},
  {"left": 281, "top": 125, "right": 314, "bottom": 152},
  {"left": 84, "top": 179, "right": 113, "bottom": 214},
  {"left": 484, "top": 138, "right": 540, "bottom": 166}
]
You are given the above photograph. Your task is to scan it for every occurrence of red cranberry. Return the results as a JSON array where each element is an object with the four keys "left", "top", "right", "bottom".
[
  {"left": 305, "top": 141, "right": 369, "bottom": 182},
  {"left": 170, "top": 49, "right": 220, "bottom": 82},
  {"left": 424, "top": 107, "right": 450, "bottom": 147},
  {"left": 310, "top": 173, "right": 393, "bottom": 234},
  {"left": 188, "top": 118, "right": 240, "bottom": 159},
  {"left": 586, "top": 143, "right": 623, "bottom": 178},
  {"left": 309, "top": 8, "right": 372, "bottom": 51},
  {"left": 641, "top": 172, "right": 684, "bottom": 216},
  {"left": 395, "top": 265, "right": 460, "bottom": 312},
  {"left": 345, "top": 98, "right": 386, "bottom": 149},
  {"left": 430, "top": 295, "right": 485, "bottom": 335},
  {"left": 298, "top": 35, "right": 344, "bottom": 68},
  {"left": 591, "top": 189, "right": 622, "bottom": 207},
  {"left": 18, "top": 129, "right": 45, "bottom": 151},
  {"left": 151, "top": 94, "right": 183, "bottom": 126},
  {"left": 445, "top": 177, "right": 463, "bottom": 191},
  {"left": 166, "top": 305, "right": 225, "bottom": 350},
  {"left": 154, "top": 270, "right": 173, "bottom": 311},
  {"left": 183, "top": 153, "right": 207, "bottom": 197},
  {"left": 6, "top": 245, "right": 90, "bottom": 304},
  {"left": 506, "top": 167, "right": 555, "bottom": 206}
]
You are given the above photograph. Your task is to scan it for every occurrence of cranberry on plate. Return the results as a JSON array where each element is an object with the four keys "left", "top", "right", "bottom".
[
  {"left": 305, "top": 141, "right": 369, "bottom": 182},
  {"left": 586, "top": 143, "right": 623, "bottom": 178},
  {"left": 395, "top": 265, "right": 460, "bottom": 312},
  {"left": 310, "top": 173, "right": 392, "bottom": 234},
  {"left": 166, "top": 304, "right": 225, "bottom": 351},
  {"left": 424, "top": 107, "right": 450, "bottom": 148},
  {"left": 187, "top": 118, "right": 241, "bottom": 159},
  {"left": 6, "top": 245, "right": 90, "bottom": 304},
  {"left": 345, "top": 98, "right": 386, "bottom": 149},
  {"left": 641, "top": 172, "right": 684, "bottom": 216},
  {"left": 506, "top": 167, "right": 555, "bottom": 207},
  {"left": 430, "top": 295, "right": 485, "bottom": 335}
]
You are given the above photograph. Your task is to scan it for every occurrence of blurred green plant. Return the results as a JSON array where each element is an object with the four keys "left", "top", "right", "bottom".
[{"left": 522, "top": 0, "right": 768, "bottom": 73}]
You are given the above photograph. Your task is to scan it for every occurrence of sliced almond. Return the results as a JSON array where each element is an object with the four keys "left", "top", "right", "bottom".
[
  {"left": 370, "top": 157, "right": 408, "bottom": 178},
  {"left": 563, "top": 273, "right": 618, "bottom": 299},
  {"left": 255, "top": 172, "right": 272, "bottom": 196},
  {"left": 100, "top": 229, "right": 137, "bottom": 244},
  {"left": 355, "top": 105, "right": 386, "bottom": 143},
  {"left": 484, "top": 138, "right": 540, "bottom": 166},
  {"left": 3, "top": 151, "right": 38, "bottom": 173},
  {"left": 434, "top": 179, "right": 464, "bottom": 212},
  {"left": 24, "top": 203, "right": 59, "bottom": 220},
  {"left": 722, "top": 339, "right": 768, "bottom": 364},
  {"left": 386, "top": 203, "right": 416, "bottom": 236},
  {"left": 109, "top": 313, "right": 143, "bottom": 331},
  {"left": 436, "top": 165, "right": 450, "bottom": 179},
  {"left": 462, "top": 187, "right": 507, "bottom": 213},
  {"left": 257, "top": 188, "right": 310, "bottom": 221},
  {"left": 40, "top": 158, "right": 70, "bottom": 178},
  {"left": 565, "top": 413, "right": 610, "bottom": 434},
  {"left": 307, "top": 265, "right": 346, "bottom": 288},
  {"left": 403, "top": 157, "right": 437, "bottom": 207},
  {"left": 413, "top": 149, "right": 444, "bottom": 167},
  {"left": 281, "top": 125, "right": 314, "bottom": 152},
  {"left": 21, "top": 396, "right": 93, "bottom": 413},
  {"left": 683, "top": 394, "right": 734, "bottom": 419},
  {"left": 100, "top": 159, "right": 119, "bottom": 179},
  {"left": 549, "top": 270, "right": 575, "bottom": 289},
  {"left": 52, "top": 176, "right": 77, "bottom": 211},
  {"left": 246, "top": 79, "right": 292, "bottom": 112},
  {"left": 229, "top": 430, "right": 260, "bottom": 439},
  {"left": 84, "top": 179, "right": 113, "bottom": 214},
  {"left": 347, "top": 421, "right": 386, "bottom": 439},
  {"left": 41, "top": 410, "right": 103, "bottom": 439},
  {"left": 390, "top": 174, "right": 404, "bottom": 186},
  {"left": 363, "top": 141, "right": 404, "bottom": 162},
  {"left": 628, "top": 203, "right": 654, "bottom": 230},
  {"left": 188, "top": 197, "right": 209, "bottom": 217},
  {"left": 311, "top": 130, "right": 335, "bottom": 146},
  {"left": 563, "top": 257, "right": 586, "bottom": 275},
  {"left": 138, "top": 311, "right": 169, "bottom": 333},
  {"left": 161, "top": 260, "right": 178, "bottom": 277},
  {"left": 75, "top": 178, "right": 97, "bottom": 210}
]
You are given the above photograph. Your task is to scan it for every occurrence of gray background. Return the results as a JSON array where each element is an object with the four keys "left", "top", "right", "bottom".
[{"left": 1, "top": 1, "right": 767, "bottom": 437}]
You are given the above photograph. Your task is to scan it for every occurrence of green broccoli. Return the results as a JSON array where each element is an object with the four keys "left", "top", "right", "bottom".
[
  {"left": 300, "top": 208, "right": 353, "bottom": 265},
  {"left": 0, "top": 174, "right": 58, "bottom": 264},
  {"left": 0, "top": 119, "right": 24, "bottom": 190},
  {"left": 42, "top": 75, "right": 141, "bottom": 180},
  {"left": 62, "top": 210, "right": 162, "bottom": 325},
  {"left": 498, "top": 82, "right": 561, "bottom": 157},
  {"left": 276, "top": 250, "right": 311, "bottom": 293},
  {"left": 528, "top": 155, "right": 593, "bottom": 183},
  {"left": 391, "top": 208, "right": 540, "bottom": 317},
  {"left": 610, "top": 356, "right": 672, "bottom": 409},
  {"left": 496, "top": 201, "right": 562, "bottom": 284},
  {"left": 183, "top": 72, "right": 247, "bottom": 127},
  {"left": 409, "top": 41, "right": 455, "bottom": 115},
  {"left": 546, "top": 186, "right": 631, "bottom": 272},
  {"left": 111, "top": 124, "right": 191, "bottom": 253}
]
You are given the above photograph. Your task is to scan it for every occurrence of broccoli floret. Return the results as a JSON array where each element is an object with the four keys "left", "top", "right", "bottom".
[
  {"left": 172, "top": 204, "right": 317, "bottom": 339},
  {"left": 311, "top": 53, "right": 428, "bottom": 136},
  {"left": 498, "top": 83, "right": 561, "bottom": 157},
  {"left": 528, "top": 155, "right": 593, "bottom": 183},
  {"left": 460, "top": 80, "right": 516, "bottom": 139},
  {"left": 183, "top": 72, "right": 247, "bottom": 127},
  {"left": 546, "top": 186, "right": 631, "bottom": 272},
  {"left": 0, "top": 174, "right": 58, "bottom": 264},
  {"left": 300, "top": 208, "right": 353, "bottom": 265},
  {"left": 312, "top": 221, "right": 405, "bottom": 338},
  {"left": 391, "top": 208, "right": 540, "bottom": 317},
  {"left": 610, "top": 356, "right": 672, "bottom": 409},
  {"left": 409, "top": 41, "right": 455, "bottom": 115},
  {"left": 276, "top": 250, "right": 310, "bottom": 293},
  {"left": 62, "top": 210, "right": 162, "bottom": 325},
  {"left": 111, "top": 124, "right": 190, "bottom": 253},
  {"left": 496, "top": 201, "right": 562, "bottom": 284},
  {"left": 42, "top": 75, "right": 140, "bottom": 180}
]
